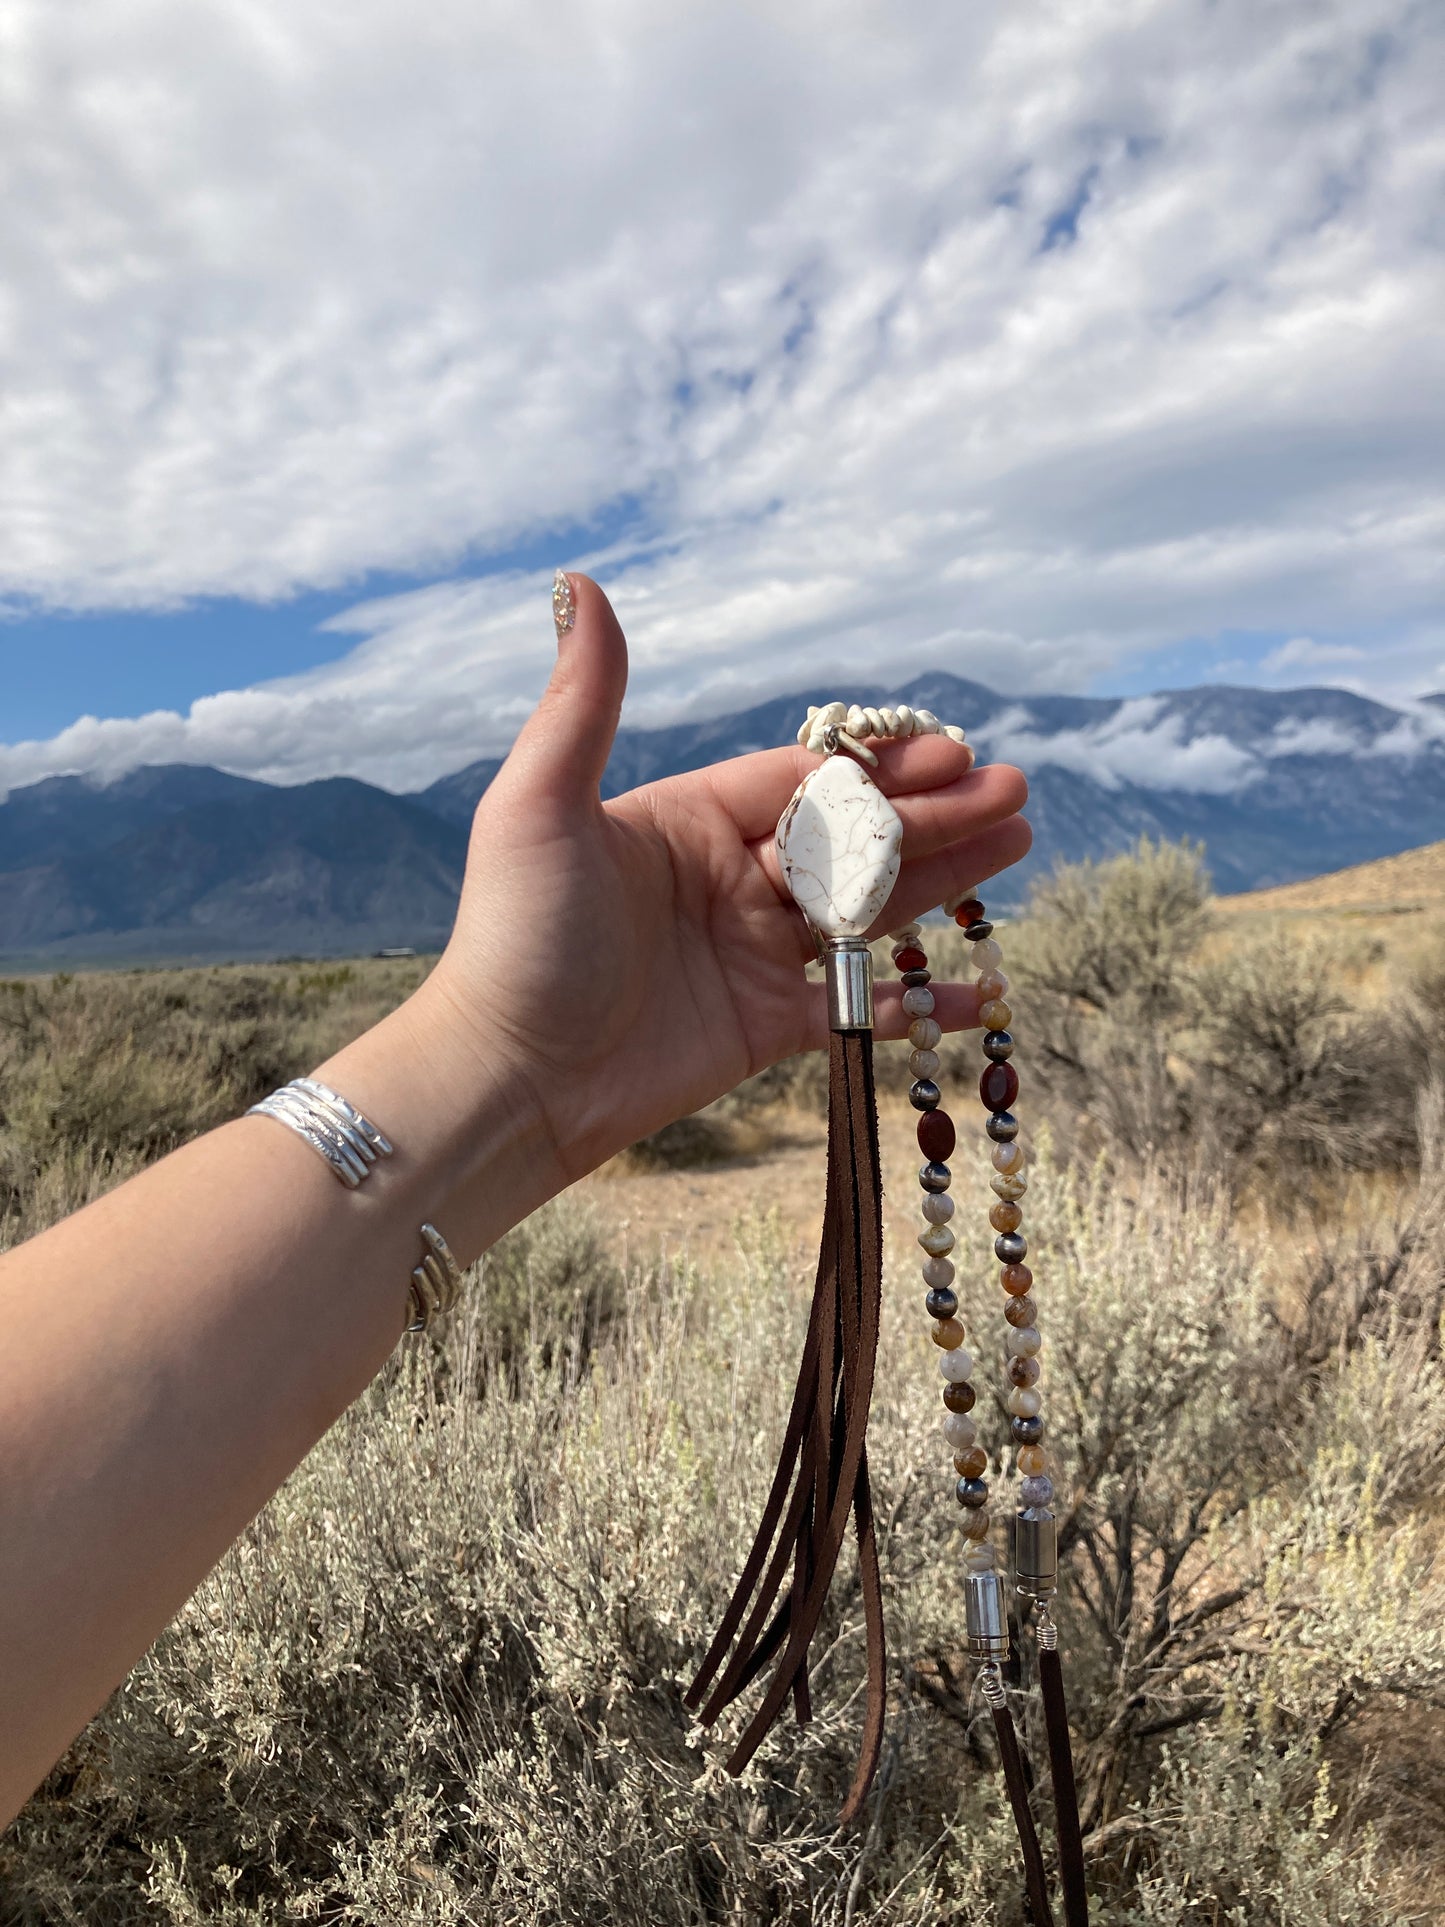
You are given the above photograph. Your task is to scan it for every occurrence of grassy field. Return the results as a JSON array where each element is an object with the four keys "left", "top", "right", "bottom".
[{"left": 2, "top": 840, "right": 1444, "bottom": 1924}]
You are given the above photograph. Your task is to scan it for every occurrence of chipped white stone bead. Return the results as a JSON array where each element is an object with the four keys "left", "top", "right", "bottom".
[
  {"left": 862, "top": 706, "right": 884, "bottom": 737},
  {"left": 922, "top": 1192, "right": 955, "bottom": 1224},
  {"left": 915, "top": 708, "right": 940, "bottom": 732},
  {"left": 943, "top": 725, "right": 968, "bottom": 745},
  {"left": 942, "top": 1412, "right": 977, "bottom": 1450},
  {"left": 1007, "top": 1387, "right": 1042, "bottom": 1417},
  {"left": 775, "top": 753, "right": 903, "bottom": 939},
  {"left": 971, "top": 938, "right": 1003, "bottom": 971},
  {"left": 921, "top": 1254, "right": 955, "bottom": 1289},
  {"left": 939, "top": 1345, "right": 974, "bottom": 1383},
  {"left": 910, "top": 1047, "right": 941, "bottom": 1079},
  {"left": 901, "top": 986, "right": 935, "bottom": 1017},
  {"left": 909, "top": 1016, "right": 942, "bottom": 1050},
  {"left": 918, "top": 1223, "right": 955, "bottom": 1256},
  {"left": 896, "top": 703, "right": 915, "bottom": 734}
]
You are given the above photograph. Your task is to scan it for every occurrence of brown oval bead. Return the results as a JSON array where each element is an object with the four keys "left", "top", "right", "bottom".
[
  {"left": 1008, "top": 1354, "right": 1041, "bottom": 1387},
  {"left": 893, "top": 947, "right": 927, "bottom": 973},
  {"left": 1001, "top": 1262, "right": 1033, "bottom": 1295},
  {"left": 1004, "top": 1294, "right": 1038, "bottom": 1329},
  {"left": 943, "top": 1381, "right": 976, "bottom": 1413},
  {"left": 931, "top": 1316, "right": 967, "bottom": 1350},
  {"left": 989, "top": 1201, "right": 1023, "bottom": 1233},
  {"left": 955, "top": 1445, "right": 988, "bottom": 1479},
  {"left": 953, "top": 898, "right": 985, "bottom": 926},
  {"left": 917, "top": 1109, "right": 956, "bottom": 1161},
  {"left": 979, "top": 1061, "right": 1020, "bottom": 1112}
]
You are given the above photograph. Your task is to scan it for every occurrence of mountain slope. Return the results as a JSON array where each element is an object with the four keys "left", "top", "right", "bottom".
[{"left": 8, "top": 674, "right": 1445, "bottom": 962}]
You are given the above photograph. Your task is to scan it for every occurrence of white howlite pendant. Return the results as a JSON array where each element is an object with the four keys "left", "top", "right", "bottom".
[{"left": 775, "top": 752, "right": 903, "bottom": 939}]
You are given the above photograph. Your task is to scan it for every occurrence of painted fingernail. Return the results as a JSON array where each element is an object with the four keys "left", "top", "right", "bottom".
[{"left": 552, "top": 568, "right": 576, "bottom": 640}]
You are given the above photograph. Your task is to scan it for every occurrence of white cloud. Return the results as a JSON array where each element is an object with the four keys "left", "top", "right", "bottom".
[
  {"left": 0, "top": 0, "right": 1443, "bottom": 790},
  {"left": 1262, "top": 637, "right": 1367, "bottom": 674},
  {"left": 974, "top": 699, "right": 1260, "bottom": 794}
]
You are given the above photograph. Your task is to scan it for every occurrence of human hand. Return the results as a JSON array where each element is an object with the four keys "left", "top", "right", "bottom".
[{"left": 424, "top": 574, "right": 1030, "bottom": 1192}]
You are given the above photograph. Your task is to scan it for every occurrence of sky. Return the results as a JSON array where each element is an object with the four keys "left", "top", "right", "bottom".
[{"left": 1, "top": 0, "right": 1442, "bottom": 795}]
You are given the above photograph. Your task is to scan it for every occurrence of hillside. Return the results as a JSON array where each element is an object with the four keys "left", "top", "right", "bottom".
[{"left": 8, "top": 671, "right": 1445, "bottom": 963}]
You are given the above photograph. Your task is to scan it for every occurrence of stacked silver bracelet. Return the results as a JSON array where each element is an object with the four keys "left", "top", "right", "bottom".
[{"left": 247, "top": 1077, "right": 463, "bottom": 1334}]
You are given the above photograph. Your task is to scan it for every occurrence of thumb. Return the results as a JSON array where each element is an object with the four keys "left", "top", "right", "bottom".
[{"left": 499, "top": 571, "right": 629, "bottom": 806}]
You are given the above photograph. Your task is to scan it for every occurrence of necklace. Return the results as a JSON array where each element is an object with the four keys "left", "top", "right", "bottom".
[{"left": 686, "top": 702, "right": 1088, "bottom": 1925}]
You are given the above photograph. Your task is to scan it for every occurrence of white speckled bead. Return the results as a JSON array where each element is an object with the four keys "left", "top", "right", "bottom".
[
  {"left": 942, "top": 1411, "right": 977, "bottom": 1450},
  {"left": 970, "top": 938, "right": 1003, "bottom": 971},
  {"left": 1006, "top": 1326, "right": 1043, "bottom": 1358},
  {"left": 908, "top": 1016, "right": 942, "bottom": 1050},
  {"left": 918, "top": 1223, "right": 955, "bottom": 1256},
  {"left": 992, "top": 1141, "right": 1025, "bottom": 1175},
  {"left": 939, "top": 1346, "right": 975, "bottom": 1383},
  {"left": 910, "top": 1047, "right": 941, "bottom": 1079},
  {"left": 1007, "top": 1387, "right": 1043, "bottom": 1417},
  {"left": 901, "top": 985, "right": 935, "bottom": 1017},
  {"left": 921, "top": 1254, "right": 955, "bottom": 1289},
  {"left": 922, "top": 1192, "right": 955, "bottom": 1224},
  {"left": 963, "top": 1542, "right": 997, "bottom": 1571},
  {"left": 991, "top": 1172, "right": 1028, "bottom": 1201}
]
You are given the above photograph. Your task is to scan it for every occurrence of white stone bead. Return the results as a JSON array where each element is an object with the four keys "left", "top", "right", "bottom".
[
  {"left": 963, "top": 1543, "right": 997, "bottom": 1571},
  {"left": 775, "top": 753, "right": 904, "bottom": 939},
  {"left": 918, "top": 1223, "right": 955, "bottom": 1256},
  {"left": 991, "top": 1171, "right": 1028, "bottom": 1200},
  {"left": 939, "top": 1346, "right": 974, "bottom": 1383},
  {"left": 863, "top": 706, "right": 885, "bottom": 738},
  {"left": 921, "top": 1254, "right": 955, "bottom": 1289},
  {"left": 914, "top": 708, "right": 940, "bottom": 732},
  {"left": 895, "top": 703, "right": 915, "bottom": 734},
  {"left": 992, "top": 1141, "right": 1025, "bottom": 1175},
  {"left": 890, "top": 921, "right": 922, "bottom": 943},
  {"left": 878, "top": 707, "right": 900, "bottom": 737},
  {"left": 942, "top": 1412, "right": 977, "bottom": 1450},
  {"left": 910, "top": 1048, "right": 941, "bottom": 1079},
  {"left": 922, "top": 1192, "right": 955, "bottom": 1224},
  {"left": 970, "top": 938, "right": 1003, "bottom": 971},
  {"left": 944, "top": 725, "right": 969, "bottom": 745},
  {"left": 1006, "top": 1326, "right": 1043, "bottom": 1358},
  {"left": 1007, "top": 1387, "right": 1042, "bottom": 1417},
  {"left": 901, "top": 985, "right": 935, "bottom": 1017},
  {"left": 908, "top": 1016, "right": 942, "bottom": 1050}
]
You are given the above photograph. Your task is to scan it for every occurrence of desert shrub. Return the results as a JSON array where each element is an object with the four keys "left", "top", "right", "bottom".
[{"left": 5, "top": 1140, "right": 1443, "bottom": 1921}]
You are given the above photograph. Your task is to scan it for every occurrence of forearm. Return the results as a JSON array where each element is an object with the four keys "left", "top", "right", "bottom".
[{"left": 0, "top": 968, "right": 551, "bottom": 1822}]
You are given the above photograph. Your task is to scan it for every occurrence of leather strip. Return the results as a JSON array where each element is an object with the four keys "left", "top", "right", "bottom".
[
  {"left": 1039, "top": 1647, "right": 1089, "bottom": 1926},
  {"left": 990, "top": 1697, "right": 1057, "bottom": 1927},
  {"left": 686, "top": 1031, "right": 887, "bottom": 1825}
]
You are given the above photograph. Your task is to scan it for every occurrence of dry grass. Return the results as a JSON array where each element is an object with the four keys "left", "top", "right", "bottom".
[{"left": 3, "top": 846, "right": 1445, "bottom": 1923}]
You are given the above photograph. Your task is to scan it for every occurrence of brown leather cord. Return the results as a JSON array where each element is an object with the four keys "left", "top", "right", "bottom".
[
  {"left": 1039, "top": 1647, "right": 1088, "bottom": 1926},
  {"left": 686, "top": 1030, "right": 886, "bottom": 1825},
  {"left": 990, "top": 1695, "right": 1057, "bottom": 1927}
]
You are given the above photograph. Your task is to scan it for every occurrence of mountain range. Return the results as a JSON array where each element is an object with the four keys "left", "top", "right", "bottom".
[{"left": 4, "top": 672, "right": 1444, "bottom": 965}]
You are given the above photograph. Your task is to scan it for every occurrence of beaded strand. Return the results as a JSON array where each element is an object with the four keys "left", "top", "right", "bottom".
[
  {"left": 946, "top": 891, "right": 1055, "bottom": 1516},
  {"left": 888, "top": 919, "right": 998, "bottom": 1574}
]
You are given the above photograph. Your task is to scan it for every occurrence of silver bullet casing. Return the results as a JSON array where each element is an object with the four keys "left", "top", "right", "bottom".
[
  {"left": 1014, "top": 1505, "right": 1058, "bottom": 1600},
  {"left": 964, "top": 1569, "right": 1010, "bottom": 1659},
  {"left": 825, "top": 937, "right": 874, "bottom": 1031}
]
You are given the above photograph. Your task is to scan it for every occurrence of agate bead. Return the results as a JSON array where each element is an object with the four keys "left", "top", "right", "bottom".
[
  {"left": 917, "top": 1111, "right": 956, "bottom": 1161},
  {"left": 979, "top": 1062, "right": 1020, "bottom": 1112},
  {"left": 1000, "top": 1262, "right": 1032, "bottom": 1294},
  {"left": 931, "top": 1316, "right": 966, "bottom": 1349},
  {"left": 1017, "top": 1444, "right": 1047, "bottom": 1476},
  {"left": 943, "top": 1382, "right": 976, "bottom": 1414}
]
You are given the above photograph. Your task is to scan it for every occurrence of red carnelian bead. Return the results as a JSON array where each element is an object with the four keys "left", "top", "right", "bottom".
[
  {"left": 893, "top": 947, "right": 927, "bottom": 972},
  {"left": 979, "top": 1061, "right": 1020, "bottom": 1112},
  {"left": 918, "top": 1110, "right": 956, "bottom": 1160},
  {"left": 953, "top": 899, "right": 985, "bottom": 926}
]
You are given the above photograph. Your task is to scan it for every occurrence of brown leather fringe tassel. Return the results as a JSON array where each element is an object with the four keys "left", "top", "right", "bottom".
[
  {"left": 685, "top": 1029, "right": 886, "bottom": 1827},
  {"left": 990, "top": 1697, "right": 1057, "bottom": 1927},
  {"left": 1039, "top": 1648, "right": 1089, "bottom": 1926}
]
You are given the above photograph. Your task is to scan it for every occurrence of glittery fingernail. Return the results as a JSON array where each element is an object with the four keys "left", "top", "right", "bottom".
[{"left": 552, "top": 568, "right": 576, "bottom": 640}]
